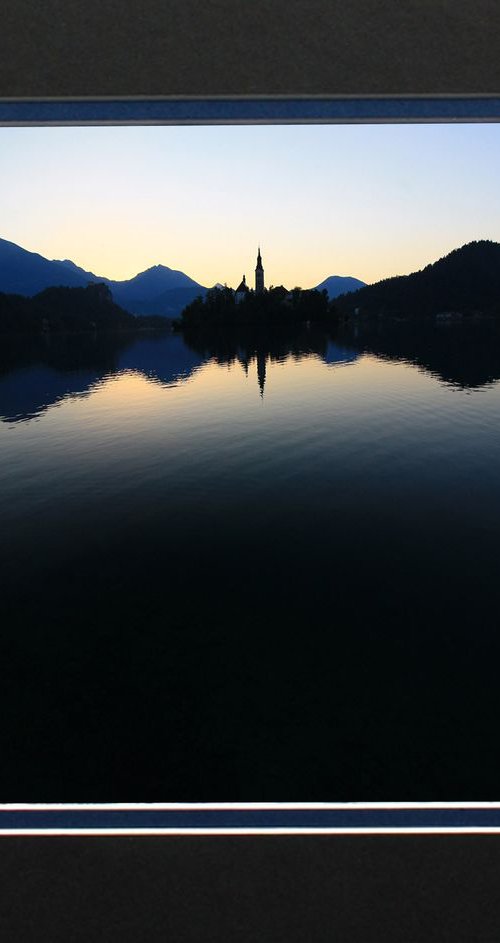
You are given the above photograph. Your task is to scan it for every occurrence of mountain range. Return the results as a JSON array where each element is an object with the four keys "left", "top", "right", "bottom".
[
  {"left": 0, "top": 238, "right": 207, "bottom": 318},
  {"left": 0, "top": 237, "right": 365, "bottom": 317}
]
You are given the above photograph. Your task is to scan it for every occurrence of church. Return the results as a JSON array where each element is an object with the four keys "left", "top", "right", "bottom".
[{"left": 235, "top": 248, "right": 265, "bottom": 303}]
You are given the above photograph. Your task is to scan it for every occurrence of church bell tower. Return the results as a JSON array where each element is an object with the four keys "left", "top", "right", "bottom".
[{"left": 255, "top": 247, "right": 264, "bottom": 294}]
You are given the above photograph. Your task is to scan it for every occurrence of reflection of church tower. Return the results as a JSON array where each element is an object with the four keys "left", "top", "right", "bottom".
[
  {"left": 255, "top": 247, "right": 264, "bottom": 294},
  {"left": 256, "top": 351, "right": 266, "bottom": 399}
]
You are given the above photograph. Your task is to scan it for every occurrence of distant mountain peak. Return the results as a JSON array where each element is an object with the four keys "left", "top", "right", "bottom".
[{"left": 315, "top": 275, "right": 366, "bottom": 300}]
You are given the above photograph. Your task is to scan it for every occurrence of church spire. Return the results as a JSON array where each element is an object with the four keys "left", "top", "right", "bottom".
[{"left": 255, "top": 246, "right": 264, "bottom": 294}]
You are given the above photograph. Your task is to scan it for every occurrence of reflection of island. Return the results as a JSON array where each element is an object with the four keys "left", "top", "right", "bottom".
[
  {"left": 181, "top": 323, "right": 359, "bottom": 399},
  {"left": 0, "top": 324, "right": 360, "bottom": 421},
  {"left": 2, "top": 319, "right": 500, "bottom": 424}
]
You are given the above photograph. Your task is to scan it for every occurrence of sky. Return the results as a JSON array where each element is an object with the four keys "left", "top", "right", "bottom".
[{"left": 0, "top": 123, "right": 499, "bottom": 288}]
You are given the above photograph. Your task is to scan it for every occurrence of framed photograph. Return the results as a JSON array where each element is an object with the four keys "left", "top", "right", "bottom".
[
  {"left": 2, "top": 101, "right": 500, "bottom": 819},
  {"left": 2, "top": 1, "right": 500, "bottom": 939}
]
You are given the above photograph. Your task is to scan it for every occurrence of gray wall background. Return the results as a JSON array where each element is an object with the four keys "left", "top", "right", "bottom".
[{"left": 1, "top": 0, "right": 500, "bottom": 98}]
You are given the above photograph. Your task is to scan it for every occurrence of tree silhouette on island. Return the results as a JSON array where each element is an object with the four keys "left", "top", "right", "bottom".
[{"left": 176, "top": 283, "right": 333, "bottom": 329}]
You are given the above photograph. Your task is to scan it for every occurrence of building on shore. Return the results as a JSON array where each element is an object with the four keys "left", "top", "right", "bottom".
[{"left": 235, "top": 274, "right": 250, "bottom": 304}]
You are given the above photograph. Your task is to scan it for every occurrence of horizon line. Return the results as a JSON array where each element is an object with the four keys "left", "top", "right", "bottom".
[{"left": 2, "top": 233, "right": 498, "bottom": 291}]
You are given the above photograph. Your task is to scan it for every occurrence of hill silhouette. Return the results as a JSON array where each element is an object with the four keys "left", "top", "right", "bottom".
[
  {"left": 0, "top": 237, "right": 89, "bottom": 295},
  {"left": 0, "top": 237, "right": 207, "bottom": 317},
  {"left": 336, "top": 241, "right": 500, "bottom": 320},
  {"left": 315, "top": 275, "right": 366, "bottom": 298},
  {"left": 103, "top": 264, "right": 205, "bottom": 314},
  {"left": 0, "top": 283, "right": 168, "bottom": 334}
]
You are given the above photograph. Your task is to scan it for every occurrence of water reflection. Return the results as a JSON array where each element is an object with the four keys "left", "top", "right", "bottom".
[
  {"left": 2, "top": 320, "right": 500, "bottom": 425},
  {"left": 0, "top": 331, "right": 204, "bottom": 423},
  {"left": 3, "top": 319, "right": 500, "bottom": 800},
  {"left": 342, "top": 318, "right": 500, "bottom": 390},
  {"left": 0, "top": 324, "right": 359, "bottom": 422},
  {"left": 181, "top": 322, "right": 358, "bottom": 399}
]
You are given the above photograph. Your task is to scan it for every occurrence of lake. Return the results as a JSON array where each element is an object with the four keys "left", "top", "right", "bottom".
[{"left": 2, "top": 320, "right": 500, "bottom": 801}]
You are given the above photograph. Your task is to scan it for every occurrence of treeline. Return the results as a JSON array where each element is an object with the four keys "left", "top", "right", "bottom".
[
  {"left": 335, "top": 240, "right": 500, "bottom": 321},
  {"left": 176, "top": 285, "right": 337, "bottom": 328},
  {"left": 0, "top": 283, "right": 169, "bottom": 334}
]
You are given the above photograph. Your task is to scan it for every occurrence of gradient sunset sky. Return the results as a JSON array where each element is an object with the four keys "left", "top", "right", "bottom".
[{"left": 1, "top": 123, "right": 499, "bottom": 288}]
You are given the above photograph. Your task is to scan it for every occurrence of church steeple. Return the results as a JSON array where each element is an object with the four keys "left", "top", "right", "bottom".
[{"left": 255, "top": 247, "right": 264, "bottom": 294}]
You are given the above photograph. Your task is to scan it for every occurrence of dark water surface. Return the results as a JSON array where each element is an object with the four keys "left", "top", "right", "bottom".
[{"left": 2, "top": 321, "right": 500, "bottom": 801}]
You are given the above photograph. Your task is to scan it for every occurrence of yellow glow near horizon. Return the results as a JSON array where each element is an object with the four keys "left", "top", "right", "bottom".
[
  {"left": 1, "top": 124, "right": 500, "bottom": 289},
  {"left": 6, "top": 227, "right": 477, "bottom": 292}
]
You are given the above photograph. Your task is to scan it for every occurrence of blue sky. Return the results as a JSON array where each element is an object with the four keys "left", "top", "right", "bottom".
[{"left": 0, "top": 123, "right": 499, "bottom": 287}]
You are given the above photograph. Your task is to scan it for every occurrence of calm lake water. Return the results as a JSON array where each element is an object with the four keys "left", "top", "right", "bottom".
[{"left": 2, "top": 320, "right": 500, "bottom": 801}]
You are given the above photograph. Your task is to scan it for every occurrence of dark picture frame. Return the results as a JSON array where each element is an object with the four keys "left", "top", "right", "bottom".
[{"left": 2, "top": 2, "right": 500, "bottom": 938}]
